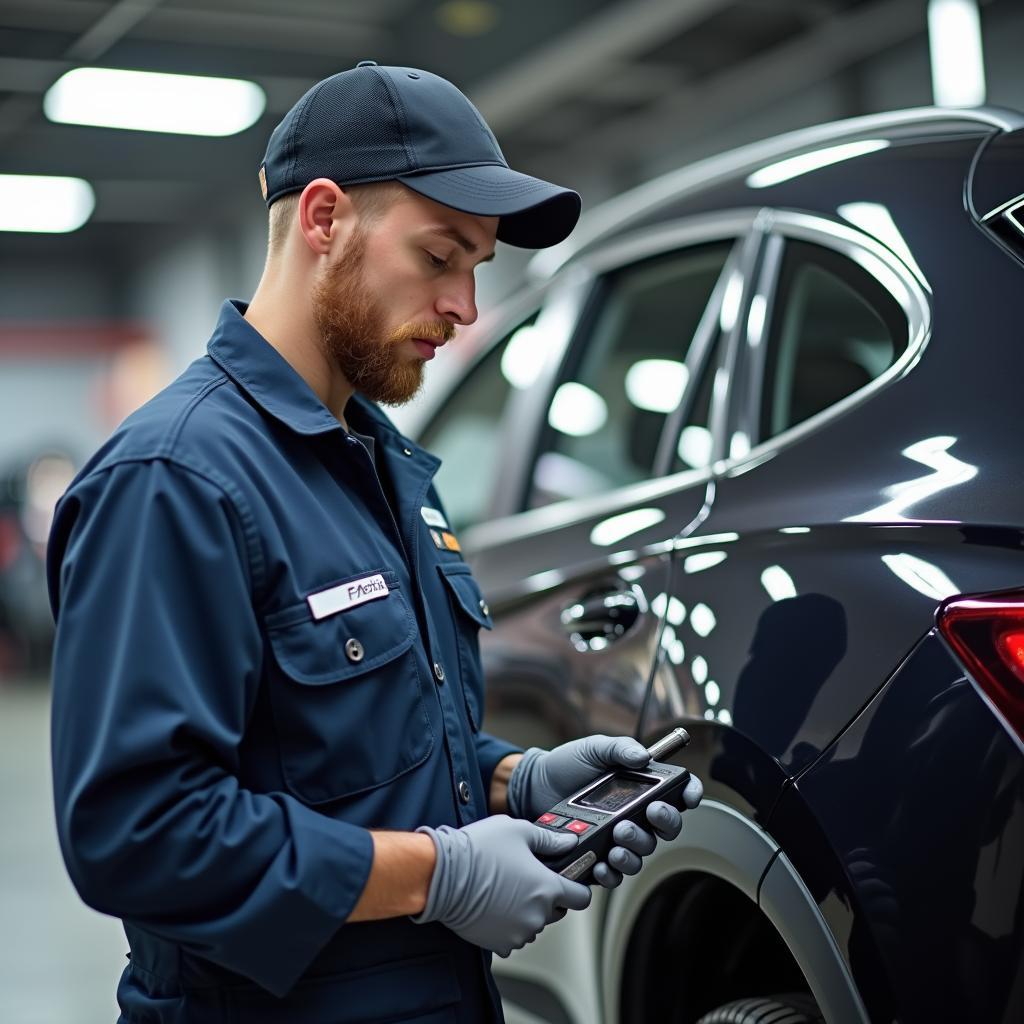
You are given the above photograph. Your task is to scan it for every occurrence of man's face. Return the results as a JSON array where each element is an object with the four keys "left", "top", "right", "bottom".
[{"left": 311, "top": 188, "right": 498, "bottom": 406}]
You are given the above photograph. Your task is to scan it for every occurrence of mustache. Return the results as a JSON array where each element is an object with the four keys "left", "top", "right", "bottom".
[{"left": 389, "top": 321, "right": 456, "bottom": 345}]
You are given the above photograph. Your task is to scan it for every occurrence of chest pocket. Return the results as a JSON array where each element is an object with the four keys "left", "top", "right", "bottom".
[
  {"left": 264, "top": 570, "right": 433, "bottom": 804},
  {"left": 438, "top": 563, "right": 493, "bottom": 732}
]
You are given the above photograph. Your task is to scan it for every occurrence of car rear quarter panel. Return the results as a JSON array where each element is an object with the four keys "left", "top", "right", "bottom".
[{"left": 771, "top": 630, "right": 1024, "bottom": 1024}]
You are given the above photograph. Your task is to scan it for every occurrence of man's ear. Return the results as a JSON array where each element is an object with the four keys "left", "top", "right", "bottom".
[{"left": 297, "top": 179, "right": 357, "bottom": 257}]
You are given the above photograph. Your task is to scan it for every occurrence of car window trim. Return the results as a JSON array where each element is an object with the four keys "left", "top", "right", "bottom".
[
  {"left": 717, "top": 209, "right": 932, "bottom": 477},
  {"left": 724, "top": 231, "right": 785, "bottom": 459},
  {"left": 652, "top": 230, "right": 751, "bottom": 476},
  {"left": 516, "top": 211, "right": 764, "bottom": 518}
]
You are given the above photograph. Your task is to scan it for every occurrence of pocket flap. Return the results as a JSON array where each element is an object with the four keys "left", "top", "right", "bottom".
[
  {"left": 265, "top": 571, "right": 416, "bottom": 685},
  {"left": 438, "top": 563, "right": 494, "bottom": 630}
]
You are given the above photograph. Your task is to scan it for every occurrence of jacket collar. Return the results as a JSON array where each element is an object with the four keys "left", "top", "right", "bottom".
[
  {"left": 207, "top": 299, "right": 435, "bottom": 464},
  {"left": 208, "top": 299, "right": 342, "bottom": 437}
]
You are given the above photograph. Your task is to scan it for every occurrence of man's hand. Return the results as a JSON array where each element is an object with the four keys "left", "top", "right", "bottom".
[
  {"left": 413, "top": 815, "right": 591, "bottom": 956},
  {"left": 506, "top": 734, "right": 703, "bottom": 889}
]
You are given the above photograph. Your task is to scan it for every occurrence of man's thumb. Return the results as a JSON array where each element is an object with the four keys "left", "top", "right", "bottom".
[{"left": 525, "top": 824, "right": 579, "bottom": 858}]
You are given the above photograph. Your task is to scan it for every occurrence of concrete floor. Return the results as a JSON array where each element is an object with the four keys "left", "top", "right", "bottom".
[{"left": 0, "top": 682, "right": 128, "bottom": 1024}]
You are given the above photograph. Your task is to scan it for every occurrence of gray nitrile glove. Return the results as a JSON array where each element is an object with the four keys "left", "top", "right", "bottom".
[
  {"left": 413, "top": 815, "right": 592, "bottom": 956},
  {"left": 506, "top": 735, "right": 704, "bottom": 889}
]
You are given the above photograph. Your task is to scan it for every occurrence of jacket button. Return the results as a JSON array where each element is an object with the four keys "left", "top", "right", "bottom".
[
  {"left": 458, "top": 780, "right": 471, "bottom": 804},
  {"left": 345, "top": 638, "right": 364, "bottom": 663},
  {"left": 433, "top": 662, "right": 445, "bottom": 683},
  {"left": 479, "top": 599, "right": 489, "bottom": 617},
  {"left": 402, "top": 447, "right": 413, "bottom": 456}
]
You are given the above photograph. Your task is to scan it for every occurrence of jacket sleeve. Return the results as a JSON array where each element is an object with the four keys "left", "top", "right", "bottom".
[
  {"left": 475, "top": 732, "right": 522, "bottom": 804},
  {"left": 48, "top": 457, "right": 374, "bottom": 997}
]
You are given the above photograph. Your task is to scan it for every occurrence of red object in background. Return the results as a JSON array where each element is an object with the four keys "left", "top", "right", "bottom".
[
  {"left": 0, "top": 514, "right": 21, "bottom": 572},
  {"left": 0, "top": 323, "right": 152, "bottom": 359}
]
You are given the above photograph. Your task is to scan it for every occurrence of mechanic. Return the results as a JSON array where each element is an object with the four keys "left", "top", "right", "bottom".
[{"left": 47, "top": 62, "right": 703, "bottom": 1023}]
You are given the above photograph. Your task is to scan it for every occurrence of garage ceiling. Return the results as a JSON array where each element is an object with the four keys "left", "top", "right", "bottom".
[{"left": 0, "top": 0, "right": 953, "bottom": 263}]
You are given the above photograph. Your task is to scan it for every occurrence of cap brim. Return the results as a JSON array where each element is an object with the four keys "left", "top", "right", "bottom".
[{"left": 397, "top": 164, "right": 580, "bottom": 249}]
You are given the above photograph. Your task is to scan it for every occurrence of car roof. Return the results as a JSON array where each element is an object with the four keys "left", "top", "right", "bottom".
[{"left": 528, "top": 105, "right": 1024, "bottom": 281}]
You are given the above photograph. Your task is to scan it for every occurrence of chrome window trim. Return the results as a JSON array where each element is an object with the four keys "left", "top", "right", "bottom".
[
  {"left": 981, "top": 190, "right": 1024, "bottom": 223},
  {"left": 464, "top": 207, "right": 930, "bottom": 553},
  {"left": 718, "top": 209, "right": 932, "bottom": 477},
  {"left": 464, "top": 213, "right": 759, "bottom": 552},
  {"left": 651, "top": 234, "right": 747, "bottom": 475},
  {"left": 707, "top": 218, "right": 769, "bottom": 466},
  {"left": 1002, "top": 197, "right": 1024, "bottom": 239},
  {"left": 530, "top": 106, "right": 1019, "bottom": 282},
  {"left": 571, "top": 208, "right": 763, "bottom": 278},
  {"left": 728, "top": 231, "right": 785, "bottom": 452}
]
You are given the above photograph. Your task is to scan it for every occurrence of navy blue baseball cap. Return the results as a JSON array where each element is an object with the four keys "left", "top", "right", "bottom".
[{"left": 259, "top": 60, "right": 581, "bottom": 249}]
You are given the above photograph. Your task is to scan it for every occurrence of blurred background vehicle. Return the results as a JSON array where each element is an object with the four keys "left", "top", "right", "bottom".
[
  {"left": 408, "top": 107, "right": 1024, "bottom": 1023},
  {"left": 2, "top": 1, "right": 1023, "bottom": 1022},
  {"left": 0, "top": 450, "right": 75, "bottom": 677}
]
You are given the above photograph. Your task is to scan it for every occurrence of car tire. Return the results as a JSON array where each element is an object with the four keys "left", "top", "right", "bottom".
[{"left": 695, "top": 992, "right": 824, "bottom": 1023}]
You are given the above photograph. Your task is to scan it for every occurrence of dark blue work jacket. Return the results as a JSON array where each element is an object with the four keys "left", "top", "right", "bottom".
[{"left": 47, "top": 299, "right": 520, "bottom": 1024}]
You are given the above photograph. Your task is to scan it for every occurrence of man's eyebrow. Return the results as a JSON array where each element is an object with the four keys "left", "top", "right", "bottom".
[{"left": 429, "top": 226, "right": 496, "bottom": 263}]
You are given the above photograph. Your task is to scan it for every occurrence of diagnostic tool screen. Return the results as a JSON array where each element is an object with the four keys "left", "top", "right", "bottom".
[{"left": 576, "top": 775, "right": 657, "bottom": 813}]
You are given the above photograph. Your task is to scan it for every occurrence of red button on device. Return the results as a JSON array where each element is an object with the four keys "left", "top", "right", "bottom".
[
  {"left": 537, "top": 813, "right": 558, "bottom": 825},
  {"left": 567, "top": 820, "right": 591, "bottom": 834}
]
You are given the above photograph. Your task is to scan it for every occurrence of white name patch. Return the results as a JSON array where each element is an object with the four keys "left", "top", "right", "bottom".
[
  {"left": 307, "top": 574, "right": 389, "bottom": 621},
  {"left": 421, "top": 506, "right": 449, "bottom": 530}
]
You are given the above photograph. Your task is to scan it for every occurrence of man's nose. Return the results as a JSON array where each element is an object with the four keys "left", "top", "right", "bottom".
[{"left": 437, "top": 277, "right": 478, "bottom": 327}]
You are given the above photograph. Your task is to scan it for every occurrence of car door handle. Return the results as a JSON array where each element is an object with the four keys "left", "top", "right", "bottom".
[{"left": 560, "top": 587, "right": 642, "bottom": 651}]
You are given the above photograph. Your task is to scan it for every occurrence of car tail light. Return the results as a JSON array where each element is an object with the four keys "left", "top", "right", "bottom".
[{"left": 937, "top": 591, "right": 1024, "bottom": 743}]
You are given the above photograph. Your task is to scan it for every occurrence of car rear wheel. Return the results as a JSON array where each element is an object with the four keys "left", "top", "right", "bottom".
[{"left": 695, "top": 992, "right": 824, "bottom": 1023}]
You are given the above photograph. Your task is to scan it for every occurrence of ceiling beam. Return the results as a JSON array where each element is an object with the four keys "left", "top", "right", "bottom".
[
  {"left": 470, "top": 0, "right": 734, "bottom": 134},
  {"left": 67, "top": 0, "right": 167, "bottom": 62},
  {"left": 527, "top": 0, "right": 930, "bottom": 187}
]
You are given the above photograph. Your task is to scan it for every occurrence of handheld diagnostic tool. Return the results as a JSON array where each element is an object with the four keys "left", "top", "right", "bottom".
[{"left": 536, "top": 728, "right": 691, "bottom": 883}]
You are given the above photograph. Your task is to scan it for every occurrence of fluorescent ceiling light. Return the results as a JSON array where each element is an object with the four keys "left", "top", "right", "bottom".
[
  {"left": 0, "top": 174, "right": 94, "bottom": 233},
  {"left": 928, "top": 0, "right": 986, "bottom": 107},
  {"left": 746, "top": 140, "right": 890, "bottom": 189},
  {"left": 45, "top": 68, "right": 265, "bottom": 137}
]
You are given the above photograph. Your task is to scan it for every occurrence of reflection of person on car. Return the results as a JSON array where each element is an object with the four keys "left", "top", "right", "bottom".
[{"left": 732, "top": 593, "right": 847, "bottom": 764}]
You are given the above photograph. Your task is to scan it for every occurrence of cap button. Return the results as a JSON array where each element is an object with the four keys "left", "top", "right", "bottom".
[{"left": 356, "top": 60, "right": 378, "bottom": 67}]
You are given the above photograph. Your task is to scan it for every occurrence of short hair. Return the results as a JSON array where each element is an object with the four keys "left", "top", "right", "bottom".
[{"left": 266, "top": 181, "right": 407, "bottom": 257}]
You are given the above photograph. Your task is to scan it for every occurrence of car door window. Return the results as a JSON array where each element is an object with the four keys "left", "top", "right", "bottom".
[
  {"left": 760, "top": 240, "right": 908, "bottom": 439},
  {"left": 528, "top": 243, "right": 732, "bottom": 509},
  {"left": 419, "top": 313, "right": 537, "bottom": 532}
]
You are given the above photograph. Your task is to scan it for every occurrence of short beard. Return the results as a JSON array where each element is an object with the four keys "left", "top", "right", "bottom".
[{"left": 311, "top": 229, "right": 449, "bottom": 406}]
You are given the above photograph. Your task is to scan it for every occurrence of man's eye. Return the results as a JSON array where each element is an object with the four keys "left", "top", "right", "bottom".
[{"left": 425, "top": 251, "right": 449, "bottom": 271}]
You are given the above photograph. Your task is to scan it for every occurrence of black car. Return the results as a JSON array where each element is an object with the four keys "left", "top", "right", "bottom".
[{"left": 404, "top": 106, "right": 1024, "bottom": 1024}]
